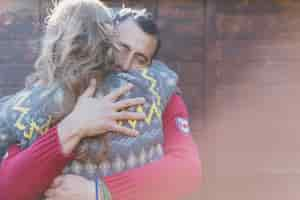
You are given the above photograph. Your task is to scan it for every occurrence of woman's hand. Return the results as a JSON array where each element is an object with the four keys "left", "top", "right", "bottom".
[
  {"left": 57, "top": 78, "right": 145, "bottom": 155},
  {"left": 44, "top": 175, "right": 96, "bottom": 200}
]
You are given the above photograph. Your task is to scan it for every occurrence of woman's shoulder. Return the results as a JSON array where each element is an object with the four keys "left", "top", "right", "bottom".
[{"left": 1, "top": 82, "right": 75, "bottom": 148}]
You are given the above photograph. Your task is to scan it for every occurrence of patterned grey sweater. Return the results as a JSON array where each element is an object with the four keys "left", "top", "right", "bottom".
[{"left": 0, "top": 61, "right": 177, "bottom": 179}]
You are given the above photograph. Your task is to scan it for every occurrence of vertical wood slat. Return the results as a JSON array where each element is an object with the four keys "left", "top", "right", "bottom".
[
  {"left": 206, "top": 1, "right": 300, "bottom": 200},
  {"left": 0, "top": 1, "right": 41, "bottom": 96},
  {"left": 204, "top": 0, "right": 217, "bottom": 124}
]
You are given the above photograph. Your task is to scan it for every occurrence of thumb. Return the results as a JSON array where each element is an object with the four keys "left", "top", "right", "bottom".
[
  {"left": 50, "top": 176, "right": 64, "bottom": 188},
  {"left": 80, "top": 78, "right": 97, "bottom": 98}
]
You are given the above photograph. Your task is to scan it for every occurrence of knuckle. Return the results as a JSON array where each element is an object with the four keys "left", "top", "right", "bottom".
[
  {"left": 120, "top": 111, "right": 129, "bottom": 117},
  {"left": 125, "top": 100, "right": 132, "bottom": 106},
  {"left": 119, "top": 101, "right": 128, "bottom": 108},
  {"left": 106, "top": 122, "right": 114, "bottom": 130}
]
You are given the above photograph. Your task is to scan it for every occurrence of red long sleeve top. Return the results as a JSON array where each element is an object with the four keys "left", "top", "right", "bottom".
[{"left": 0, "top": 94, "right": 201, "bottom": 200}]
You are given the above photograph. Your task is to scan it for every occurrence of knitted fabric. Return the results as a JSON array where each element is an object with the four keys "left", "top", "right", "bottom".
[{"left": 0, "top": 61, "right": 177, "bottom": 179}]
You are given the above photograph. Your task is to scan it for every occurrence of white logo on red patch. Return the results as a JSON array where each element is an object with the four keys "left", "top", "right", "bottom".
[
  {"left": 2, "top": 152, "right": 8, "bottom": 160},
  {"left": 175, "top": 117, "right": 190, "bottom": 135}
]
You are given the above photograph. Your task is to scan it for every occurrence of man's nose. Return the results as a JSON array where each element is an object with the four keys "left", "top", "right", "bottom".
[{"left": 121, "top": 53, "right": 134, "bottom": 71}]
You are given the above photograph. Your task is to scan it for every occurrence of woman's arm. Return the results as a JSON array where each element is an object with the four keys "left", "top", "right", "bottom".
[
  {"left": 0, "top": 127, "right": 74, "bottom": 200},
  {"left": 0, "top": 94, "right": 201, "bottom": 200}
]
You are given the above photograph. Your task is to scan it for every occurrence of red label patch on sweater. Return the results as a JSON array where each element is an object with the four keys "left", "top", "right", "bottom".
[
  {"left": 175, "top": 117, "right": 190, "bottom": 135},
  {"left": 2, "top": 152, "right": 8, "bottom": 160}
]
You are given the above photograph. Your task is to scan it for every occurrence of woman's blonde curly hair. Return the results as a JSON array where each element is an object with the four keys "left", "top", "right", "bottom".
[
  {"left": 27, "top": 0, "right": 115, "bottom": 96},
  {"left": 25, "top": 0, "right": 117, "bottom": 163}
]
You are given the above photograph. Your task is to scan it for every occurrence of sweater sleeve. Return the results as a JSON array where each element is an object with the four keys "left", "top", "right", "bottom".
[
  {"left": 0, "top": 127, "right": 73, "bottom": 200},
  {"left": 0, "top": 94, "right": 201, "bottom": 200},
  {"left": 104, "top": 94, "right": 202, "bottom": 200}
]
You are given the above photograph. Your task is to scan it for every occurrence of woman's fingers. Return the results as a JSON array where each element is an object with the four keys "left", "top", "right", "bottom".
[
  {"left": 45, "top": 186, "right": 66, "bottom": 199},
  {"left": 108, "top": 123, "right": 139, "bottom": 136},
  {"left": 114, "top": 97, "right": 145, "bottom": 110},
  {"left": 105, "top": 83, "right": 133, "bottom": 101},
  {"left": 44, "top": 189, "right": 57, "bottom": 198},
  {"left": 112, "top": 111, "right": 146, "bottom": 121},
  {"left": 50, "top": 176, "right": 64, "bottom": 188}
]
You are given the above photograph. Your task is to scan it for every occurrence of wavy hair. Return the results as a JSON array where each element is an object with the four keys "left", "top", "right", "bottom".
[
  {"left": 27, "top": 0, "right": 115, "bottom": 96},
  {"left": 25, "top": 0, "right": 116, "bottom": 163}
]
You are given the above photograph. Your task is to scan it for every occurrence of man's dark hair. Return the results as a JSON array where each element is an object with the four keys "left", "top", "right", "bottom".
[{"left": 113, "top": 8, "right": 161, "bottom": 59}]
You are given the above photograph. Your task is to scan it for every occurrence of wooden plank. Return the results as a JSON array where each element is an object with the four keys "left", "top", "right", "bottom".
[
  {"left": 0, "top": 64, "right": 33, "bottom": 86},
  {"left": 204, "top": 0, "right": 218, "bottom": 120},
  {"left": 217, "top": 13, "right": 300, "bottom": 40},
  {"left": 217, "top": 0, "right": 300, "bottom": 14},
  {"left": 217, "top": 0, "right": 282, "bottom": 14},
  {"left": 216, "top": 60, "right": 300, "bottom": 87},
  {"left": 218, "top": 40, "right": 300, "bottom": 62}
]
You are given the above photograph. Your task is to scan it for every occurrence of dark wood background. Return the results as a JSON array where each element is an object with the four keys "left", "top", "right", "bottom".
[{"left": 1, "top": 0, "right": 300, "bottom": 199}]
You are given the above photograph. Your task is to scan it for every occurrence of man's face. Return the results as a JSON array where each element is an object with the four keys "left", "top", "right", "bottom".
[{"left": 113, "top": 19, "right": 158, "bottom": 71}]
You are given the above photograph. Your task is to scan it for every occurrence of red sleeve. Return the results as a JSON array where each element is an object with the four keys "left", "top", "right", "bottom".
[
  {"left": 0, "top": 127, "right": 73, "bottom": 200},
  {"left": 0, "top": 94, "right": 201, "bottom": 200},
  {"left": 104, "top": 94, "right": 202, "bottom": 200}
]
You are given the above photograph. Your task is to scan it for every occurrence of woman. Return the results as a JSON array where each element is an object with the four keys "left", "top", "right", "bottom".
[{"left": 0, "top": 0, "right": 146, "bottom": 199}]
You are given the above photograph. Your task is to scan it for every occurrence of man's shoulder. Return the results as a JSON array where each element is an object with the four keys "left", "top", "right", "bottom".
[{"left": 164, "top": 89, "right": 188, "bottom": 115}]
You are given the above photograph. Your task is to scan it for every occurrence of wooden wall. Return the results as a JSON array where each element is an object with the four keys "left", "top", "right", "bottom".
[
  {"left": 0, "top": 0, "right": 41, "bottom": 95},
  {"left": 201, "top": 0, "right": 300, "bottom": 200},
  {"left": 2, "top": 0, "right": 300, "bottom": 199}
]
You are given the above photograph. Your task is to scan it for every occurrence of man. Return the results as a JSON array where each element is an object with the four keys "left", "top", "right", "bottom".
[
  {"left": 112, "top": 8, "right": 160, "bottom": 71},
  {"left": 0, "top": 8, "right": 201, "bottom": 200}
]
